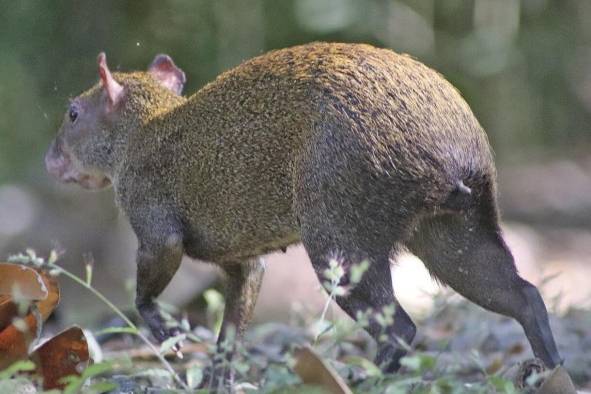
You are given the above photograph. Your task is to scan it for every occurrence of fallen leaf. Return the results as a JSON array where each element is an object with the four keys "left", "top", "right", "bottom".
[
  {"left": 0, "top": 295, "right": 18, "bottom": 331},
  {"left": 536, "top": 366, "right": 577, "bottom": 394},
  {"left": 0, "top": 264, "right": 49, "bottom": 300},
  {"left": 30, "top": 326, "right": 90, "bottom": 390},
  {"left": 293, "top": 345, "right": 352, "bottom": 394},
  {"left": 0, "top": 263, "right": 60, "bottom": 370}
]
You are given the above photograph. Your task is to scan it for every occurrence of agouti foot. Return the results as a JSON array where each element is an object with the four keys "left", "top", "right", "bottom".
[
  {"left": 199, "top": 363, "right": 234, "bottom": 393},
  {"left": 137, "top": 301, "right": 183, "bottom": 349},
  {"left": 150, "top": 324, "right": 185, "bottom": 356},
  {"left": 152, "top": 325, "right": 181, "bottom": 344}
]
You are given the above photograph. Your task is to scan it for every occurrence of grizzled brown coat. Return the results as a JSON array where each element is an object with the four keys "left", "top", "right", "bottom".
[{"left": 46, "top": 43, "right": 561, "bottom": 378}]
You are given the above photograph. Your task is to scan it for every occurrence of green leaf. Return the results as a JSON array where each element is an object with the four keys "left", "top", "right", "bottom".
[
  {"left": 0, "top": 360, "right": 36, "bottom": 379},
  {"left": 160, "top": 333, "right": 187, "bottom": 354},
  {"left": 350, "top": 260, "right": 370, "bottom": 284},
  {"left": 48, "top": 250, "right": 59, "bottom": 264},
  {"left": 204, "top": 289, "right": 224, "bottom": 312},
  {"left": 332, "top": 286, "right": 347, "bottom": 296},
  {"left": 80, "top": 361, "right": 115, "bottom": 379},
  {"left": 488, "top": 375, "right": 518, "bottom": 394},
  {"left": 63, "top": 361, "right": 116, "bottom": 394},
  {"left": 62, "top": 376, "right": 84, "bottom": 394},
  {"left": 186, "top": 365, "right": 204, "bottom": 389},
  {"left": 95, "top": 326, "right": 139, "bottom": 336},
  {"left": 233, "top": 361, "right": 250, "bottom": 375},
  {"left": 85, "top": 261, "right": 93, "bottom": 286},
  {"left": 383, "top": 376, "right": 424, "bottom": 393},
  {"left": 84, "top": 381, "right": 118, "bottom": 393},
  {"left": 310, "top": 319, "right": 333, "bottom": 340},
  {"left": 399, "top": 354, "right": 436, "bottom": 373},
  {"left": 343, "top": 356, "right": 382, "bottom": 377}
]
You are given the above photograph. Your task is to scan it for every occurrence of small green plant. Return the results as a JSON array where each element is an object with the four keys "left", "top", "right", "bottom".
[
  {"left": 59, "top": 360, "right": 121, "bottom": 394},
  {"left": 7, "top": 249, "right": 190, "bottom": 391},
  {"left": 204, "top": 288, "right": 225, "bottom": 334},
  {"left": 1, "top": 250, "right": 574, "bottom": 392},
  {"left": 314, "top": 257, "right": 369, "bottom": 342},
  {"left": 0, "top": 360, "right": 36, "bottom": 380}
]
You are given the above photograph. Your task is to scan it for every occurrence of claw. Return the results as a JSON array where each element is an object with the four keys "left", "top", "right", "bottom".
[{"left": 172, "top": 338, "right": 185, "bottom": 359}]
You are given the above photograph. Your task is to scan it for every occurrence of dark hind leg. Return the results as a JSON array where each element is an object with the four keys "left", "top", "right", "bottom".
[
  {"left": 407, "top": 211, "right": 563, "bottom": 368},
  {"left": 293, "top": 127, "right": 422, "bottom": 371},
  {"left": 300, "top": 228, "right": 416, "bottom": 372},
  {"left": 218, "top": 259, "right": 266, "bottom": 343},
  {"left": 207, "top": 259, "right": 265, "bottom": 387}
]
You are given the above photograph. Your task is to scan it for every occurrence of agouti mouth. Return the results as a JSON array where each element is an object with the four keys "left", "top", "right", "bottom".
[
  {"left": 45, "top": 149, "right": 111, "bottom": 190},
  {"left": 75, "top": 174, "right": 112, "bottom": 190},
  {"left": 60, "top": 171, "right": 111, "bottom": 190}
]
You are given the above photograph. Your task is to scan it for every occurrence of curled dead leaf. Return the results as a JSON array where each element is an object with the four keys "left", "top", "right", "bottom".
[
  {"left": 0, "top": 263, "right": 60, "bottom": 370},
  {"left": 536, "top": 366, "right": 577, "bottom": 394},
  {"left": 30, "top": 326, "right": 90, "bottom": 390},
  {"left": 0, "top": 262, "right": 88, "bottom": 390},
  {"left": 293, "top": 345, "right": 352, "bottom": 394},
  {"left": 503, "top": 359, "right": 578, "bottom": 393}
]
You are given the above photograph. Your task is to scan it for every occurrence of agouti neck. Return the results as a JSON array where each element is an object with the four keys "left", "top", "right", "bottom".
[
  {"left": 111, "top": 76, "right": 187, "bottom": 180},
  {"left": 121, "top": 75, "right": 187, "bottom": 125}
]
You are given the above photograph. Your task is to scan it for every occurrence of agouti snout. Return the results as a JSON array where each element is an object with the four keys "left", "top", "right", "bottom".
[{"left": 46, "top": 43, "right": 562, "bottom": 379}]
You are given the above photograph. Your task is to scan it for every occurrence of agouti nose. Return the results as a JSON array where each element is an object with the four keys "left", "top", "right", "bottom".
[{"left": 44, "top": 142, "right": 70, "bottom": 179}]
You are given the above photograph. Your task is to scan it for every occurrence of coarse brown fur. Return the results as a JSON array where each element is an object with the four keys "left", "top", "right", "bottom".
[
  {"left": 115, "top": 43, "right": 494, "bottom": 260},
  {"left": 46, "top": 43, "right": 562, "bottom": 384}
]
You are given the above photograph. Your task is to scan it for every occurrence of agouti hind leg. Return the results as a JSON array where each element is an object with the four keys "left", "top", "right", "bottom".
[
  {"left": 407, "top": 212, "right": 563, "bottom": 368},
  {"left": 218, "top": 258, "right": 266, "bottom": 343},
  {"left": 301, "top": 233, "right": 416, "bottom": 373}
]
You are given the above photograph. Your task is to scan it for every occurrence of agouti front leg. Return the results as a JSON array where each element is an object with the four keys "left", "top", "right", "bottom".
[
  {"left": 206, "top": 259, "right": 265, "bottom": 387},
  {"left": 134, "top": 228, "right": 184, "bottom": 344}
]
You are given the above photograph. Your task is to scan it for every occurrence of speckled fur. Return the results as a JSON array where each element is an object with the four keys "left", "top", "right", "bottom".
[
  {"left": 112, "top": 43, "right": 494, "bottom": 262},
  {"left": 49, "top": 43, "right": 562, "bottom": 374}
]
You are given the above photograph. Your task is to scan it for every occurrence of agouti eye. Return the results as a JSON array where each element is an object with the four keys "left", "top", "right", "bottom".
[{"left": 69, "top": 107, "right": 78, "bottom": 122}]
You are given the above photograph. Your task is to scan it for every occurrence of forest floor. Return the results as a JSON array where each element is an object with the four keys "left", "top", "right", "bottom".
[
  {"left": 95, "top": 298, "right": 590, "bottom": 393},
  {"left": 3, "top": 285, "right": 589, "bottom": 393}
]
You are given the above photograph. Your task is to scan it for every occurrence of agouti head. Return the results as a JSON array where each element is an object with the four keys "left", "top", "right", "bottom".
[{"left": 45, "top": 53, "right": 186, "bottom": 189}]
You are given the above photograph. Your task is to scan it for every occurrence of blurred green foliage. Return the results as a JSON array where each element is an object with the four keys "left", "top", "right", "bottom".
[{"left": 1, "top": 0, "right": 590, "bottom": 184}]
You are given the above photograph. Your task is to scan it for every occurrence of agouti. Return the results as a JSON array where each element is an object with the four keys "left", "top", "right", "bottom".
[{"left": 45, "top": 42, "right": 562, "bottom": 375}]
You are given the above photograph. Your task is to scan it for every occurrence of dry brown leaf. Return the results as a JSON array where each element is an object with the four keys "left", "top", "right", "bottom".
[
  {"left": 33, "top": 270, "right": 60, "bottom": 323},
  {"left": 485, "top": 357, "right": 504, "bottom": 374},
  {"left": 0, "top": 263, "right": 89, "bottom": 389},
  {"left": 0, "top": 263, "right": 60, "bottom": 370},
  {"left": 504, "top": 359, "right": 578, "bottom": 393},
  {"left": 293, "top": 345, "right": 352, "bottom": 394},
  {"left": 30, "top": 326, "right": 90, "bottom": 390},
  {"left": 506, "top": 342, "right": 526, "bottom": 356},
  {"left": 0, "top": 316, "right": 36, "bottom": 370},
  {"left": 0, "top": 264, "right": 49, "bottom": 300},
  {"left": 536, "top": 366, "right": 577, "bottom": 394},
  {"left": 0, "top": 295, "right": 18, "bottom": 331}
]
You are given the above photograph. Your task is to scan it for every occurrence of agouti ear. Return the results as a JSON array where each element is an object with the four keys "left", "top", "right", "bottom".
[
  {"left": 97, "top": 52, "right": 124, "bottom": 106},
  {"left": 148, "top": 54, "right": 186, "bottom": 95}
]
